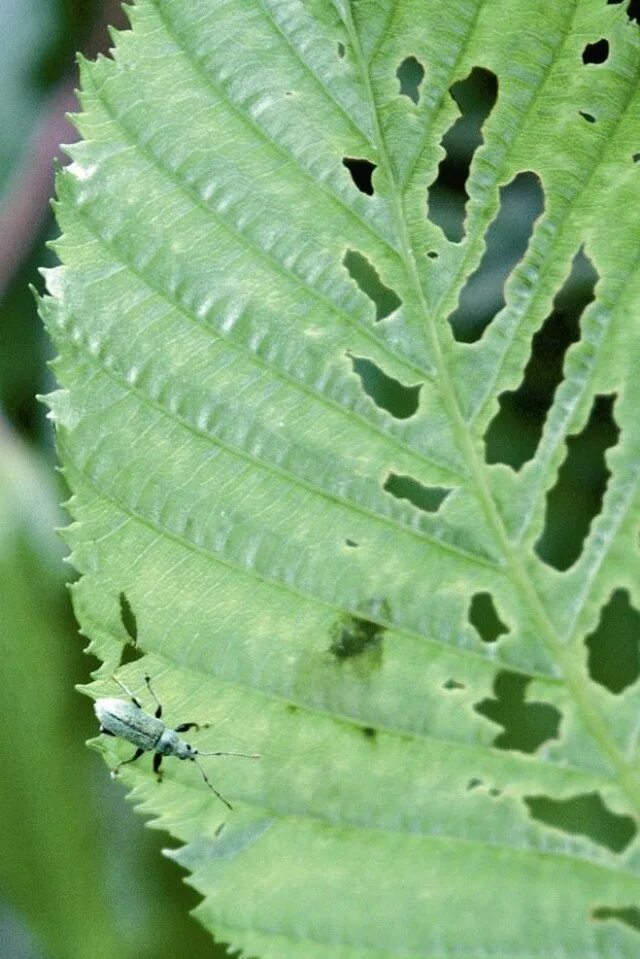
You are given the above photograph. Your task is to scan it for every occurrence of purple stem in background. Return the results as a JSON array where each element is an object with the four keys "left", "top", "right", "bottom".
[
  {"left": 0, "top": 80, "right": 78, "bottom": 297},
  {"left": 0, "top": 0, "right": 128, "bottom": 298}
]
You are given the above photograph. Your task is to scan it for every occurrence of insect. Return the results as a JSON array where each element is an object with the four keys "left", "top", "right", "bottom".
[{"left": 94, "top": 675, "right": 260, "bottom": 809}]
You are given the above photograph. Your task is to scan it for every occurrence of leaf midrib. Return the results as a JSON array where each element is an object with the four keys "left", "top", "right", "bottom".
[
  {"left": 82, "top": 63, "right": 438, "bottom": 389},
  {"left": 340, "top": 2, "right": 640, "bottom": 816}
]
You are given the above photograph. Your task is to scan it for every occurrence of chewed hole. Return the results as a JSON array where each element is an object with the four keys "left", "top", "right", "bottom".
[
  {"left": 582, "top": 38, "right": 609, "bottom": 63},
  {"left": 467, "top": 778, "right": 483, "bottom": 791},
  {"left": 535, "top": 394, "right": 619, "bottom": 571},
  {"left": 608, "top": 0, "right": 640, "bottom": 23},
  {"left": 448, "top": 171, "right": 545, "bottom": 342},
  {"left": 427, "top": 67, "right": 498, "bottom": 243},
  {"left": 633, "top": 153, "right": 640, "bottom": 163},
  {"left": 579, "top": 110, "right": 597, "bottom": 123},
  {"left": 585, "top": 589, "right": 640, "bottom": 694},
  {"left": 468, "top": 592, "right": 509, "bottom": 643},
  {"left": 348, "top": 353, "right": 421, "bottom": 419},
  {"left": 337, "top": 41, "right": 346, "bottom": 59},
  {"left": 427, "top": 250, "right": 439, "bottom": 259},
  {"left": 383, "top": 473, "right": 451, "bottom": 513},
  {"left": 592, "top": 906, "right": 640, "bottom": 934},
  {"left": 345, "top": 539, "right": 359, "bottom": 548},
  {"left": 342, "top": 157, "right": 377, "bottom": 196},
  {"left": 119, "top": 592, "right": 142, "bottom": 664},
  {"left": 396, "top": 55, "right": 425, "bottom": 104},
  {"left": 524, "top": 792, "right": 636, "bottom": 853},
  {"left": 442, "top": 678, "right": 465, "bottom": 690},
  {"left": 119, "top": 592, "right": 138, "bottom": 643},
  {"left": 484, "top": 246, "right": 598, "bottom": 471},
  {"left": 343, "top": 249, "right": 402, "bottom": 321},
  {"left": 474, "top": 671, "right": 561, "bottom": 753}
]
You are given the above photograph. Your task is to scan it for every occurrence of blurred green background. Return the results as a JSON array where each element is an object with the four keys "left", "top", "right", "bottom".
[{"left": 0, "top": 6, "right": 634, "bottom": 959}]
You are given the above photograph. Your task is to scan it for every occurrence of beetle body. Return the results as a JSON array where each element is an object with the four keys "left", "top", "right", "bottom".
[
  {"left": 94, "top": 698, "right": 195, "bottom": 759},
  {"left": 93, "top": 675, "right": 260, "bottom": 809}
]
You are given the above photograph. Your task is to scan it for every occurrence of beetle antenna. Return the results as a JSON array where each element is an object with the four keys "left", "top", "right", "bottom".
[
  {"left": 192, "top": 757, "right": 233, "bottom": 809},
  {"left": 112, "top": 675, "right": 141, "bottom": 707},
  {"left": 197, "top": 750, "right": 261, "bottom": 759},
  {"left": 143, "top": 675, "right": 163, "bottom": 713}
]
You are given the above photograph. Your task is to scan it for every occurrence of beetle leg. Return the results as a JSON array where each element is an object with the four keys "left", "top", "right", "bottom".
[
  {"left": 153, "top": 752, "right": 164, "bottom": 782},
  {"left": 174, "top": 721, "right": 210, "bottom": 733},
  {"left": 113, "top": 746, "right": 145, "bottom": 776},
  {"left": 144, "top": 675, "right": 163, "bottom": 718}
]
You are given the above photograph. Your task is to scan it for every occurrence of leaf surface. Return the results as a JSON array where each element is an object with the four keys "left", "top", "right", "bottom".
[{"left": 42, "top": 0, "right": 640, "bottom": 955}]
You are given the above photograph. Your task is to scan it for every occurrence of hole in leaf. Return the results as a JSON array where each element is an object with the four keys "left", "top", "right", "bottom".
[
  {"left": 535, "top": 394, "right": 619, "bottom": 571},
  {"left": 524, "top": 792, "right": 636, "bottom": 853},
  {"left": 633, "top": 153, "right": 640, "bottom": 163},
  {"left": 286, "top": 704, "right": 298, "bottom": 714},
  {"left": 585, "top": 589, "right": 640, "bottom": 694},
  {"left": 345, "top": 539, "right": 359, "bottom": 548},
  {"left": 489, "top": 788, "right": 501, "bottom": 797},
  {"left": 582, "top": 38, "right": 610, "bottom": 63},
  {"left": 396, "top": 55, "right": 425, "bottom": 104},
  {"left": 608, "top": 0, "right": 640, "bottom": 22},
  {"left": 362, "top": 726, "right": 377, "bottom": 740},
  {"left": 427, "top": 67, "right": 499, "bottom": 243},
  {"left": 342, "top": 157, "right": 377, "bottom": 196},
  {"left": 579, "top": 110, "right": 597, "bottom": 123},
  {"left": 592, "top": 906, "right": 640, "bottom": 934},
  {"left": 348, "top": 353, "right": 421, "bottom": 419},
  {"left": 448, "top": 172, "right": 545, "bottom": 342},
  {"left": 484, "top": 246, "right": 598, "bottom": 470},
  {"left": 329, "top": 614, "right": 384, "bottom": 660},
  {"left": 607, "top": 0, "right": 640, "bottom": 20},
  {"left": 343, "top": 249, "right": 402, "bottom": 321},
  {"left": 383, "top": 473, "right": 451, "bottom": 513},
  {"left": 442, "top": 678, "right": 465, "bottom": 690},
  {"left": 119, "top": 592, "right": 142, "bottom": 664},
  {"left": 468, "top": 592, "right": 509, "bottom": 643},
  {"left": 427, "top": 250, "right": 439, "bottom": 259},
  {"left": 474, "top": 671, "right": 561, "bottom": 753},
  {"left": 119, "top": 592, "right": 138, "bottom": 643},
  {"left": 337, "top": 41, "right": 346, "bottom": 59},
  {"left": 467, "top": 778, "right": 483, "bottom": 791}
]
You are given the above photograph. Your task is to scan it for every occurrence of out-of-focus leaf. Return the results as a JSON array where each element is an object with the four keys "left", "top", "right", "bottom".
[{"left": 0, "top": 0, "right": 56, "bottom": 194}]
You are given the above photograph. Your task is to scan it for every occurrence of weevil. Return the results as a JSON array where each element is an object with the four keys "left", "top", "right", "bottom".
[{"left": 94, "top": 675, "right": 260, "bottom": 809}]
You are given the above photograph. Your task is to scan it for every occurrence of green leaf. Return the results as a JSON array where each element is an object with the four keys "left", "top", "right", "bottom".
[{"left": 41, "top": 0, "right": 640, "bottom": 955}]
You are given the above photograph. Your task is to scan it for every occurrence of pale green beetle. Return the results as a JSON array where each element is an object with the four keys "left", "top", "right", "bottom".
[{"left": 95, "top": 675, "right": 260, "bottom": 809}]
